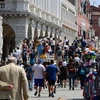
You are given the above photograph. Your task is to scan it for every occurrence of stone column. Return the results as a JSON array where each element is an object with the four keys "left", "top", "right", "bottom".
[
  {"left": 37, "top": 23, "right": 41, "bottom": 38},
  {"left": 52, "top": 28, "right": 55, "bottom": 38},
  {"left": 14, "top": 18, "right": 30, "bottom": 45},
  {"left": 43, "top": 25, "right": 45, "bottom": 37},
  {"left": 31, "top": 20, "right": 35, "bottom": 40},
  {"left": 0, "top": 16, "right": 3, "bottom": 61}
]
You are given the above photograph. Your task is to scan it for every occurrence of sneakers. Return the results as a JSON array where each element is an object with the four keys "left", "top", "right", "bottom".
[
  {"left": 38, "top": 94, "right": 41, "bottom": 97},
  {"left": 49, "top": 93, "right": 52, "bottom": 97},
  {"left": 34, "top": 92, "right": 41, "bottom": 97},
  {"left": 72, "top": 87, "right": 74, "bottom": 90},
  {"left": 49, "top": 93, "right": 54, "bottom": 97},
  {"left": 34, "top": 91, "right": 38, "bottom": 96},
  {"left": 52, "top": 93, "right": 54, "bottom": 97},
  {"left": 69, "top": 87, "right": 74, "bottom": 90}
]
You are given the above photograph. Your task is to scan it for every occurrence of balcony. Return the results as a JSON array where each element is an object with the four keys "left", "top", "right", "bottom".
[
  {"left": 61, "top": 0, "right": 76, "bottom": 12},
  {"left": 29, "top": 1, "right": 61, "bottom": 27},
  {"left": 62, "top": 18, "right": 78, "bottom": 31}
]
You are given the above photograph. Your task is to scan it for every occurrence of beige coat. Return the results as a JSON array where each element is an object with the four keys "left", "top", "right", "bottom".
[{"left": 0, "top": 63, "right": 29, "bottom": 100}]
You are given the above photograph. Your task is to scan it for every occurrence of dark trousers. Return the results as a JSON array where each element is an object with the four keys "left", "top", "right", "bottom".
[
  {"left": 69, "top": 73, "right": 75, "bottom": 88},
  {"left": 80, "top": 75, "right": 86, "bottom": 87}
]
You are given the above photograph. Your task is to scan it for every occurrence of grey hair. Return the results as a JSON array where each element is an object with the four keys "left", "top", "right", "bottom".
[{"left": 8, "top": 56, "right": 17, "bottom": 64}]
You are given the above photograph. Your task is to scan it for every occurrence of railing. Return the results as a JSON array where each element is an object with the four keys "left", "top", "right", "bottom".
[
  {"left": 29, "top": 2, "right": 61, "bottom": 26},
  {"left": 62, "top": 18, "right": 78, "bottom": 31},
  {"left": 61, "top": 0, "right": 76, "bottom": 12}
]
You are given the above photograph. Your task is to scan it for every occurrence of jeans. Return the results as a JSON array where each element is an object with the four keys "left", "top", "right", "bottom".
[
  {"left": 69, "top": 73, "right": 75, "bottom": 88},
  {"left": 28, "top": 80, "right": 33, "bottom": 90}
]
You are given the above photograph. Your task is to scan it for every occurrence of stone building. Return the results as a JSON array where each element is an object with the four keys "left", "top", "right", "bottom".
[
  {"left": 90, "top": 5, "right": 100, "bottom": 49},
  {"left": 0, "top": 0, "right": 78, "bottom": 59},
  {"left": 77, "top": 0, "right": 91, "bottom": 40}
]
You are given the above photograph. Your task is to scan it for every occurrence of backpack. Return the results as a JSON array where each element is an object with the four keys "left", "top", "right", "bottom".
[
  {"left": 80, "top": 67, "right": 85, "bottom": 75},
  {"left": 68, "top": 64, "right": 75, "bottom": 73},
  {"left": 22, "top": 51, "right": 27, "bottom": 58}
]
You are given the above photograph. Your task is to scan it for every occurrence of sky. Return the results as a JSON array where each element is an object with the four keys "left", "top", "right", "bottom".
[{"left": 90, "top": 0, "right": 100, "bottom": 7}]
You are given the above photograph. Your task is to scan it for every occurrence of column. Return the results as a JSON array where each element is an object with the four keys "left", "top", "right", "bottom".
[
  {"left": 14, "top": 18, "right": 29, "bottom": 45},
  {"left": 31, "top": 20, "right": 35, "bottom": 40},
  {"left": 52, "top": 28, "right": 55, "bottom": 38},
  {"left": 48, "top": 27, "right": 51, "bottom": 38},
  {"left": 43, "top": 25, "right": 45, "bottom": 37}
]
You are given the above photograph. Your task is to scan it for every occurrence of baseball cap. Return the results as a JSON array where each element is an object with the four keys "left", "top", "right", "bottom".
[{"left": 38, "top": 59, "right": 42, "bottom": 63}]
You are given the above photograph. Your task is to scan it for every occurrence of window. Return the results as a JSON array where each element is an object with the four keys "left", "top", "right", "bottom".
[
  {"left": 68, "top": 0, "right": 75, "bottom": 6},
  {"left": 0, "top": 0, "right": 5, "bottom": 9}
]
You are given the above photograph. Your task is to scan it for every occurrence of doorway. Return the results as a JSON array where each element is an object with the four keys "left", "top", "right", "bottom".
[{"left": 2, "top": 24, "right": 15, "bottom": 61}]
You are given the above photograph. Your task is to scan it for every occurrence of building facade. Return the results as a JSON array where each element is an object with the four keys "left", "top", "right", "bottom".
[
  {"left": 61, "top": 0, "right": 78, "bottom": 42},
  {"left": 0, "top": 0, "right": 78, "bottom": 59},
  {"left": 77, "top": 0, "right": 91, "bottom": 40},
  {"left": 90, "top": 5, "right": 100, "bottom": 49},
  {"left": 90, "top": 5, "right": 100, "bottom": 36}
]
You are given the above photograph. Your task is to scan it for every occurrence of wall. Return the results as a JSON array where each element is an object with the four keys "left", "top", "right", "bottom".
[{"left": 92, "top": 15, "right": 100, "bottom": 36}]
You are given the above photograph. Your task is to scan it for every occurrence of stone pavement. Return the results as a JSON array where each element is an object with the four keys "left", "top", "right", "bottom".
[{"left": 29, "top": 85, "right": 84, "bottom": 100}]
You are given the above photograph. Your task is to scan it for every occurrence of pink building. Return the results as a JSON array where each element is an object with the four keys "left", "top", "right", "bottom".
[{"left": 77, "top": 0, "right": 91, "bottom": 39}]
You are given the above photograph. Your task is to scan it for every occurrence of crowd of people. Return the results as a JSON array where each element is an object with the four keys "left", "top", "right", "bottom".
[{"left": 0, "top": 35, "right": 100, "bottom": 100}]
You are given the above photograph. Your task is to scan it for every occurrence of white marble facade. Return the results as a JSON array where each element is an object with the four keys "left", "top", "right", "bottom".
[{"left": 0, "top": 0, "right": 78, "bottom": 46}]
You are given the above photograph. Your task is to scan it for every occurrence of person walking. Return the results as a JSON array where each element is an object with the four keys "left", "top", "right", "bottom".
[
  {"left": 45, "top": 60, "right": 58, "bottom": 97},
  {"left": 67, "top": 59, "right": 76, "bottom": 90},
  {"left": 78, "top": 62, "right": 86, "bottom": 89},
  {"left": 32, "top": 59, "right": 45, "bottom": 97},
  {"left": 0, "top": 56, "right": 29, "bottom": 100},
  {"left": 26, "top": 64, "right": 34, "bottom": 91}
]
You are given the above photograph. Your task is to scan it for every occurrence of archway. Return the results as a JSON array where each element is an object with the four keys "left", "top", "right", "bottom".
[{"left": 2, "top": 24, "right": 15, "bottom": 61}]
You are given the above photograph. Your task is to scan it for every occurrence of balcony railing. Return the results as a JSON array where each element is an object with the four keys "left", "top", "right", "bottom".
[
  {"left": 62, "top": 18, "right": 78, "bottom": 31},
  {"left": 62, "top": 0, "right": 76, "bottom": 12},
  {"left": 29, "top": 2, "right": 62, "bottom": 26}
]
